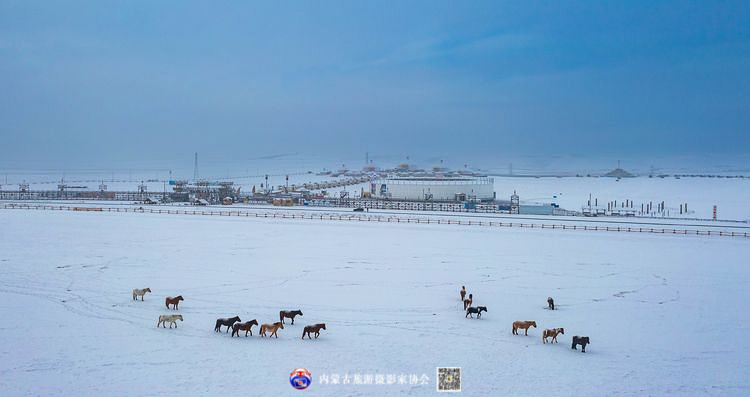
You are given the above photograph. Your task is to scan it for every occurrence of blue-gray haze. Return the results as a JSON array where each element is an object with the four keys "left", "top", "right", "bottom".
[{"left": 1, "top": 1, "right": 748, "bottom": 175}]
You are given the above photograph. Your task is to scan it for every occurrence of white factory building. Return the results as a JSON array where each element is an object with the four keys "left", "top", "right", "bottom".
[{"left": 374, "top": 176, "right": 495, "bottom": 202}]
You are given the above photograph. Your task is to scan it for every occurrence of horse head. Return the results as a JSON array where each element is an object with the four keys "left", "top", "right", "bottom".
[
  {"left": 296, "top": 310, "right": 303, "bottom": 316},
  {"left": 558, "top": 328, "right": 564, "bottom": 334},
  {"left": 250, "top": 319, "right": 258, "bottom": 327},
  {"left": 320, "top": 323, "right": 326, "bottom": 330},
  {"left": 177, "top": 295, "right": 184, "bottom": 301},
  {"left": 177, "top": 315, "right": 183, "bottom": 321},
  {"left": 479, "top": 306, "right": 487, "bottom": 313},
  {"left": 277, "top": 322, "right": 284, "bottom": 329},
  {"left": 146, "top": 288, "right": 152, "bottom": 293},
  {"left": 531, "top": 321, "right": 537, "bottom": 328}
]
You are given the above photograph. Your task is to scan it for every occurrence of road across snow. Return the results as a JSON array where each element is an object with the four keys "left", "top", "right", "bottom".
[{"left": 0, "top": 210, "right": 748, "bottom": 395}]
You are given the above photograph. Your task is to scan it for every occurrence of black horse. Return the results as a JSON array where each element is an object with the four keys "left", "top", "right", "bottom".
[
  {"left": 280, "top": 310, "right": 303, "bottom": 325},
  {"left": 465, "top": 306, "right": 487, "bottom": 319},
  {"left": 571, "top": 336, "right": 590, "bottom": 352},
  {"left": 215, "top": 316, "right": 241, "bottom": 333},
  {"left": 547, "top": 297, "right": 555, "bottom": 310}
]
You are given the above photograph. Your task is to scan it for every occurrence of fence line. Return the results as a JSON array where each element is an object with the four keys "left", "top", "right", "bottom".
[{"left": 2, "top": 203, "right": 748, "bottom": 239}]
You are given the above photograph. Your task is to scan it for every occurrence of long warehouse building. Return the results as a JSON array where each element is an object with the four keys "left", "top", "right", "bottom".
[{"left": 374, "top": 176, "right": 495, "bottom": 202}]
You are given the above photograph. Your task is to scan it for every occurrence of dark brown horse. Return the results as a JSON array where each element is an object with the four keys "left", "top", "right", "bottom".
[
  {"left": 547, "top": 297, "right": 555, "bottom": 310},
  {"left": 280, "top": 310, "right": 303, "bottom": 325},
  {"left": 302, "top": 323, "right": 326, "bottom": 339},
  {"left": 231, "top": 320, "right": 259, "bottom": 337},
  {"left": 165, "top": 295, "right": 184, "bottom": 310},
  {"left": 215, "top": 316, "right": 241, "bottom": 333},
  {"left": 572, "top": 336, "right": 590, "bottom": 352},
  {"left": 463, "top": 293, "right": 473, "bottom": 310}
]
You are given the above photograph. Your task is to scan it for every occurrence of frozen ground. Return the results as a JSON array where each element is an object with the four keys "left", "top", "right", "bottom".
[{"left": 0, "top": 209, "right": 749, "bottom": 396}]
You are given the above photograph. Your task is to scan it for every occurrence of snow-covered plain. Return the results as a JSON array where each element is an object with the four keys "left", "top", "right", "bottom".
[{"left": 1, "top": 209, "right": 749, "bottom": 396}]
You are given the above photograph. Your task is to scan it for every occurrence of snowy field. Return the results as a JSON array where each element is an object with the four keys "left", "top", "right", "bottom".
[{"left": 1, "top": 209, "right": 749, "bottom": 395}]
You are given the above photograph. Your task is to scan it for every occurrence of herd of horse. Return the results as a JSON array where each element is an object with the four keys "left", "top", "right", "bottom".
[
  {"left": 133, "top": 288, "right": 326, "bottom": 340},
  {"left": 136, "top": 284, "right": 591, "bottom": 352},
  {"left": 459, "top": 286, "right": 590, "bottom": 353}
]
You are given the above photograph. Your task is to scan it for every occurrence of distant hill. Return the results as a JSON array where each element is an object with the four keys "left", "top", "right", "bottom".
[{"left": 603, "top": 168, "right": 635, "bottom": 178}]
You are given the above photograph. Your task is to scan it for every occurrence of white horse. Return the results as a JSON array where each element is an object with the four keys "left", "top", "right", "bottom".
[
  {"left": 132, "top": 288, "right": 151, "bottom": 301},
  {"left": 157, "top": 314, "right": 183, "bottom": 328}
]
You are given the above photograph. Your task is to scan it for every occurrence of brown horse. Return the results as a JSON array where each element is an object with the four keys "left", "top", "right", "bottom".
[
  {"left": 231, "top": 320, "right": 259, "bottom": 337},
  {"left": 460, "top": 286, "right": 467, "bottom": 301},
  {"left": 280, "top": 310, "right": 303, "bottom": 325},
  {"left": 260, "top": 322, "right": 284, "bottom": 338},
  {"left": 512, "top": 320, "right": 537, "bottom": 335},
  {"left": 463, "top": 294, "right": 473, "bottom": 310},
  {"left": 165, "top": 295, "right": 184, "bottom": 310},
  {"left": 302, "top": 323, "right": 326, "bottom": 339},
  {"left": 543, "top": 327, "right": 564, "bottom": 343},
  {"left": 547, "top": 297, "right": 555, "bottom": 310}
]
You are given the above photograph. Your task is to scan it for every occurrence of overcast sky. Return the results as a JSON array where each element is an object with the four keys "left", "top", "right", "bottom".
[{"left": 1, "top": 1, "right": 749, "bottom": 172}]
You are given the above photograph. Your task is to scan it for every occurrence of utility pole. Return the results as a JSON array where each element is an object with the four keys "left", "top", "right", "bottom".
[{"left": 193, "top": 152, "right": 199, "bottom": 182}]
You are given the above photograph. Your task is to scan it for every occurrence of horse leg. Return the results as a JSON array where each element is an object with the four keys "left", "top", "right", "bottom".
[
  {"left": 315, "top": 331, "right": 319, "bottom": 339},
  {"left": 524, "top": 328, "right": 528, "bottom": 336},
  {"left": 141, "top": 295, "right": 144, "bottom": 301},
  {"left": 291, "top": 317, "right": 294, "bottom": 325}
]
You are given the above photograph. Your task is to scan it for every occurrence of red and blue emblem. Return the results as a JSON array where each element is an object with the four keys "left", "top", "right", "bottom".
[{"left": 290, "top": 367, "right": 312, "bottom": 390}]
